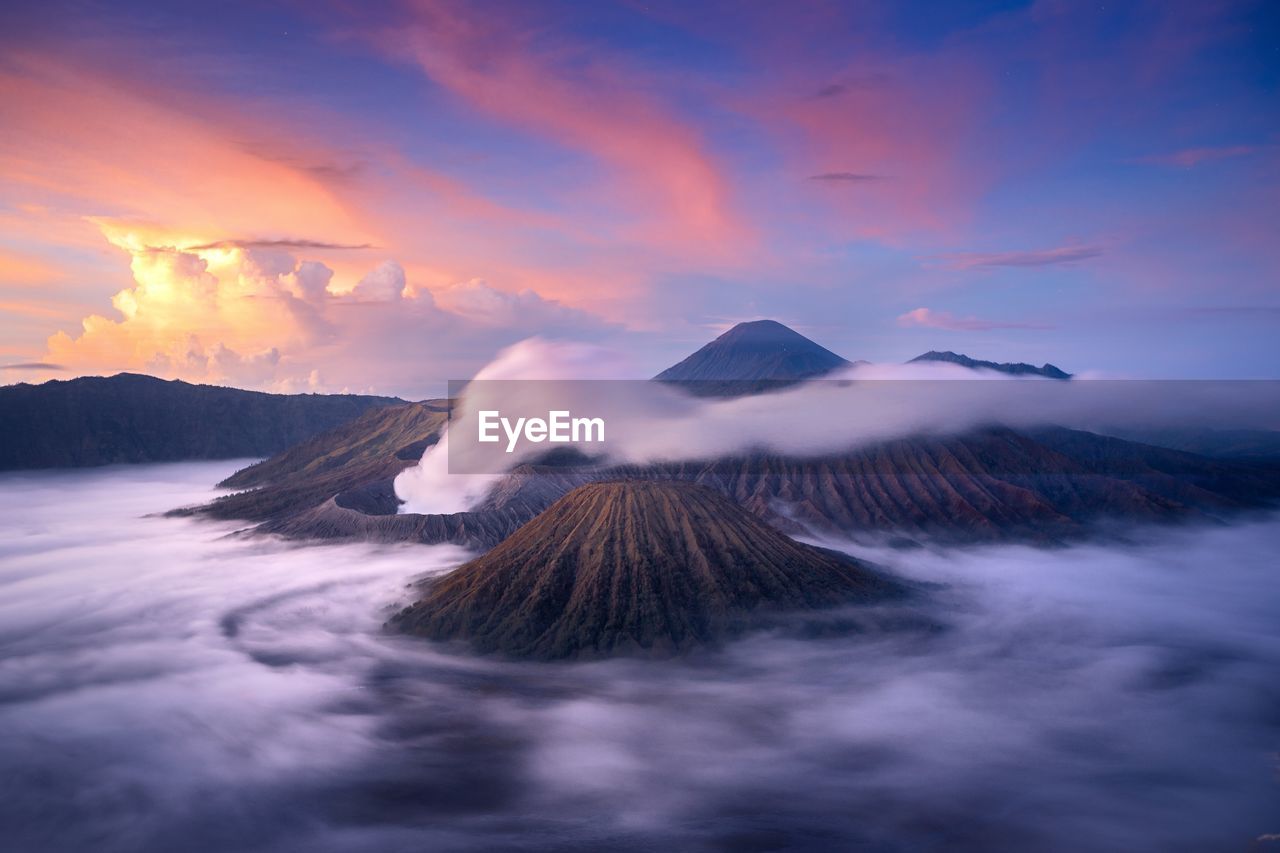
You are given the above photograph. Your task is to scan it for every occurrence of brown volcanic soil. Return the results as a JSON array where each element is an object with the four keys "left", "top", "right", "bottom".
[
  {"left": 194, "top": 415, "right": 1280, "bottom": 550},
  {"left": 462, "top": 426, "right": 1280, "bottom": 546},
  {"left": 195, "top": 400, "right": 449, "bottom": 522},
  {"left": 393, "top": 481, "right": 900, "bottom": 661}
]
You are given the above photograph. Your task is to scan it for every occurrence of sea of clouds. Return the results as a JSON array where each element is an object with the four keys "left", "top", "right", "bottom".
[
  {"left": 2, "top": 462, "right": 1279, "bottom": 852},
  {"left": 394, "top": 339, "right": 1280, "bottom": 514}
]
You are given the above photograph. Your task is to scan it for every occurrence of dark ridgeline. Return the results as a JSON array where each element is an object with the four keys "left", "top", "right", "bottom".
[
  {"left": 0, "top": 373, "right": 402, "bottom": 471},
  {"left": 199, "top": 399, "right": 450, "bottom": 521},
  {"left": 187, "top": 320, "right": 1280, "bottom": 549},
  {"left": 1, "top": 324, "right": 1087, "bottom": 473},
  {"left": 655, "top": 319, "right": 851, "bottom": 396},
  {"left": 1096, "top": 426, "right": 1280, "bottom": 461},
  {"left": 249, "top": 424, "right": 1280, "bottom": 551},
  {"left": 392, "top": 480, "right": 901, "bottom": 661},
  {"left": 461, "top": 426, "right": 1280, "bottom": 542},
  {"left": 908, "top": 350, "right": 1072, "bottom": 379}
]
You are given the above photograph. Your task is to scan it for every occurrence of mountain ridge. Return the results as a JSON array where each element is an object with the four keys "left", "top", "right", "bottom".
[
  {"left": 908, "top": 350, "right": 1072, "bottom": 379},
  {"left": 186, "top": 321, "right": 1277, "bottom": 547},
  {"left": 217, "top": 423, "right": 1280, "bottom": 550},
  {"left": 0, "top": 373, "right": 403, "bottom": 471},
  {"left": 195, "top": 399, "right": 449, "bottom": 522}
]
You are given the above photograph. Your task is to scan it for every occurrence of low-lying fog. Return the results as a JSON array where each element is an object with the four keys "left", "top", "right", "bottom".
[{"left": 2, "top": 463, "right": 1277, "bottom": 852}]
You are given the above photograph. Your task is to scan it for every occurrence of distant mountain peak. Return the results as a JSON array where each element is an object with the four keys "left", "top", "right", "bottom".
[
  {"left": 908, "top": 350, "right": 1072, "bottom": 380},
  {"left": 392, "top": 480, "right": 897, "bottom": 660},
  {"left": 717, "top": 318, "right": 799, "bottom": 337},
  {"left": 655, "top": 320, "right": 851, "bottom": 390}
]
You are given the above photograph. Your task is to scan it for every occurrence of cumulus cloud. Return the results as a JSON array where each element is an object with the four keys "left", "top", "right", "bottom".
[
  {"left": 39, "top": 223, "right": 622, "bottom": 398},
  {"left": 896, "top": 307, "right": 1053, "bottom": 331},
  {"left": 352, "top": 260, "right": 406, "bottom": 301},
  {"left": 147, "top": 340, "right": 284, "bottom": 389},
  {"left": 285, "top": 260, "right": 335, "bottom": 302},
  {"left": 435, "top": 278, "right": 611, "bottom": 334},
  {"left": 45, "top": 225, "right": 335, "bottom": 389}
]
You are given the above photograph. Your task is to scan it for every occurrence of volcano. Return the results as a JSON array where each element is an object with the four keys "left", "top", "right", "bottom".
[
  {"left": 655, "top": 319, "right": 850, "bottom": 395},
  {"left": 393, "top": 480, "right": 899, "bottom": 660}
]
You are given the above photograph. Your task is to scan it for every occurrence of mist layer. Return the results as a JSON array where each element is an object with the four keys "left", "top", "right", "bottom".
[{"left": 2, "top": 464, "right": 1278, "bottom": 852}]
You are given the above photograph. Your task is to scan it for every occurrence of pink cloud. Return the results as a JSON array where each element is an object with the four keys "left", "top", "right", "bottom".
[
  {"left": 933, "top": 245, "right": 1103, "bottom": 270},
  {"left": 373, "top": 0, "right": 746, "bottom": 258},
  {"left": 39, "top": 231, "right": 625, "bottom": 397},
  {"left": 0, "top": 52, "right": 669, "bottom": 330},
  {"left": 1139, "top": 144, "right": 1272, "bottom": 168},
  {"left": 897, "top": 307, "right": 1053, "bottom": 331},
  {"left": 747, "top": 56, "right": 990, "bottom": 242}
]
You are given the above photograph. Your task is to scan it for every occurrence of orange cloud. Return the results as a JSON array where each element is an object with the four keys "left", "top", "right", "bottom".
[
  {"left": 0, "top": 300, "right": 68, "bottom": 319},
  {"left": 0, "top": 249, "right": 61, "bottom": 287},
  {"left": 750, "top": 57, "right": 991, "bottom": 243},
  {"left": 0, "top": 42, "right": 759, "bottom": 346},
  {"left": 44, "top": 226, "right": 321, "bottom": 384},
  {"left": 0, "top": 56, "right": 375, "bottom": 249},
  {"left": 0, "top": 53, "right": 612, "bottom": 379},
  {"left": 38, "top": 220, "right": 620, "bottom": 396},
  {"left": 378, "top": 0, "right": 747, "bottom": 258}
]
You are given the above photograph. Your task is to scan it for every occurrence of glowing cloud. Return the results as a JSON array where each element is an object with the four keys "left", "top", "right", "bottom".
[{"left": 40, "top": 222, "right": 620, "bottom": 397}]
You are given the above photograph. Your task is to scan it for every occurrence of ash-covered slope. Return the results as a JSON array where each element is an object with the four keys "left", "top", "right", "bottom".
[
  {"left": 218, "top": 426, "right": 1280, "bottom": 549},
  {"left": 176, "top": 314, "right": 1276, "bottom": 548},
  {"left": 0, "top": 373, "right": 402, "bottom": 471},
  {"left": 656, "top": 320, "right": 850, "bottom": 395},
  {"left": 463, "top": 427, "right": 1280, "bottom": 544},
  {"left": 197, "top": 400, "right": 449, "bottom": 521},
  {"left": 393, "top": 481, "right": 899, "bottom": 660}
]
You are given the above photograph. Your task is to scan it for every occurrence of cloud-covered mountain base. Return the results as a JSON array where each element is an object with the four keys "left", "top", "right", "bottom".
[{"left": 2, "top": 464, "right": 1278, "bottom": 852}]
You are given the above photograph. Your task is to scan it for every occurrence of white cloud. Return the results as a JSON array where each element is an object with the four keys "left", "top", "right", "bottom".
[
  {"left": 397, "top": 340, "right": 1280, "bottom": 512},
  {"left": 286, "top": 261, "right": 335, "bottom": 302},
  {"left": 41, "top": 223, "right": 622, "bottom": 398},
  {"left": 352, "top": 260, "right": 406, "bottom": 301},
  {"left": 437, "top": 277, "right": 610, "bottom": 334}
]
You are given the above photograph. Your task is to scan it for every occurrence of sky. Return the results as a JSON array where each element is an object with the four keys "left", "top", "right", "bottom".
[{"left": 0, "top": 0, "right": 1277, "bottom": 397}]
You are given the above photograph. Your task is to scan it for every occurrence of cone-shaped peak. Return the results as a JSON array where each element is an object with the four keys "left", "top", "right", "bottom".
[
  {"left": 393, "top": 481, "right": 897, "bottom": 660},
  {"left": 655, "top": 320, "right": 851, "bottom": 385}
]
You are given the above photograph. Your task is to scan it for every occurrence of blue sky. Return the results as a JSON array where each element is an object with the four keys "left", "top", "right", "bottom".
[{"left": 1, "top": 0, "right": 1277, "bottom": 395}]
